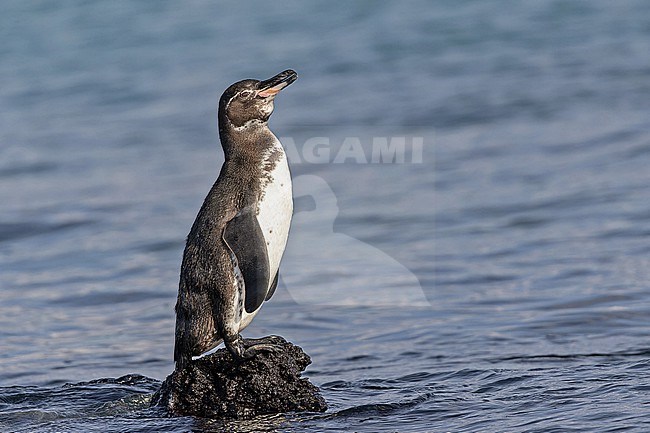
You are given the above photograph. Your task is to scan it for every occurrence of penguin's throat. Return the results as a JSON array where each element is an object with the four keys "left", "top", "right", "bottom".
[{"left": 220, "top": 125, "right": 279, "bottom": 164}]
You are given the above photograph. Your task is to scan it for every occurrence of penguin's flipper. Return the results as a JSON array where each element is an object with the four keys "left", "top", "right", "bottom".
[
  {"left": 223, "top": 210, "right": 271, "bottom": 313},
  {"left": 265, "top": 271, "right": 279, "bottom": 301}
]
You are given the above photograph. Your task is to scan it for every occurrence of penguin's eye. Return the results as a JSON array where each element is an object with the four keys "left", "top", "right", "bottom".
[{"left": 239, "top": 90, "right": 254, "bottom": 100}]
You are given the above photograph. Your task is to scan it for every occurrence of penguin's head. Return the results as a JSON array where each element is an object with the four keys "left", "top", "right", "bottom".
[{"left": 219, "top": 69, "right": 297, "bottom": 129}]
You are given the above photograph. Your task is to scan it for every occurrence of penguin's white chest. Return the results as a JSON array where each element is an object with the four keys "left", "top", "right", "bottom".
[{"left": 256, "top": 139, "right": 293, "bottom": 284}]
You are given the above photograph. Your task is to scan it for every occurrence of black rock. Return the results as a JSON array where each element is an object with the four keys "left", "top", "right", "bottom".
[{"left": 151, "top": 336, "right": 327, "bottom": 419}]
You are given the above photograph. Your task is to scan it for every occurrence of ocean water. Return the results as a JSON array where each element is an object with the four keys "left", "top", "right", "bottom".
[{"left": 1, "top": 0, "right": 650, "bottom": 432}]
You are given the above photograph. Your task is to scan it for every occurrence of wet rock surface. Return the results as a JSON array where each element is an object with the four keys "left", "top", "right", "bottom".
[{"left": 152, "top": 336, "right": 327, "bottom": 419}]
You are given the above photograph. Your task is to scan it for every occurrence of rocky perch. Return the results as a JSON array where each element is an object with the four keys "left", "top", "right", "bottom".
[{"left": 151, "top": 336, "right": 327, "bottom": 419}]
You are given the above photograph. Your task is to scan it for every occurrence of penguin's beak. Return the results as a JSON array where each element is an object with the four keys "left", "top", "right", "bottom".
[{"left": 258, "top": 69, "right": 298, "bottom": 98}]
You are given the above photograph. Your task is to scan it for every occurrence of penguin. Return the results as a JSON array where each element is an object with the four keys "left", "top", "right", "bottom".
[{"left": 174, "top": 69, "right": 297, "bottom": 369}]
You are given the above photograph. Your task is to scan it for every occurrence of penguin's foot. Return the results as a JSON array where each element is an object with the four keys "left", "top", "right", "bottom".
[
  {"left": 242, "top": 335, "right": 285, "bottom": 348},
  {"left": 225, "top": 335, "right": 283, "bottom": 361}
]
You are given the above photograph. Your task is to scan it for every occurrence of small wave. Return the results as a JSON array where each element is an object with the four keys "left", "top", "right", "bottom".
[
  {"left": 51, "top": 290, "right": 170, "bottom": 307},
  {"left": 496, "top": 348, "right": 650, "bottom": 363},
  {"left": 332, "top": 391, "right": 435, "bottom": 418},
  {"left": 0, "top": 220, "right": 93, "bottom": 243},
  {"left": 0, "top": 162, "right": 58, "bottom": 177},
  {"left": 0, "top": 374, "right": 161, "bottom": 429}
]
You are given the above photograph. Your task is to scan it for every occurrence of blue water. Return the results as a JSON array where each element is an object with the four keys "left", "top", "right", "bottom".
[{"left": 2, "top": 1, "right": 650, "bottom": 431}]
